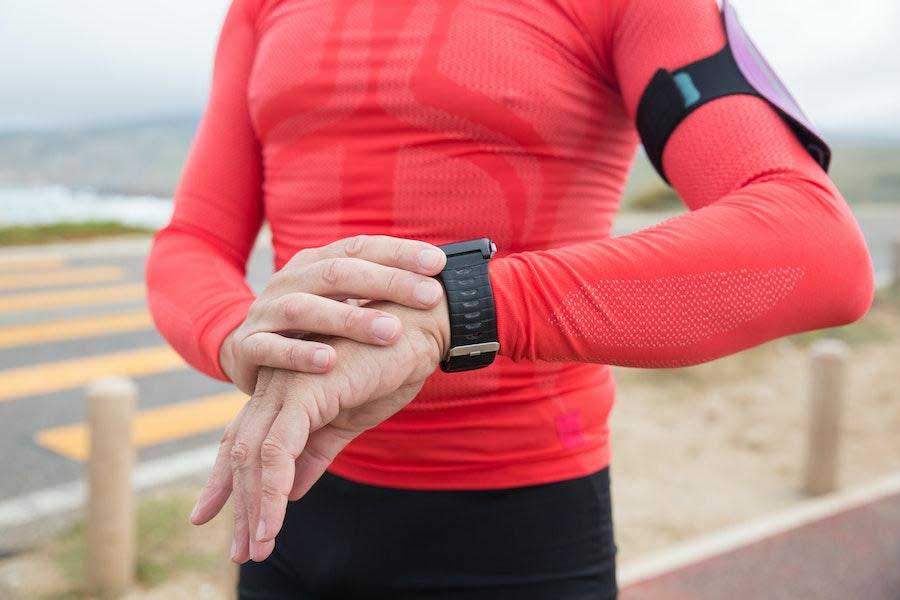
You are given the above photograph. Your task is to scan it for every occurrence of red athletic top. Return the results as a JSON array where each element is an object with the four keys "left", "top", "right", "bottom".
[{"left": 147, "top": 0, "right": 873, "bottom": 489}]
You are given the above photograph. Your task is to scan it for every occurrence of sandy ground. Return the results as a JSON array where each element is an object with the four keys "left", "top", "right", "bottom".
[
  {"left": 2, "top": 297, "right": 898, "bottom": 598},
  {"left": 610, "top": 335, "right": 900, "bottom": 562}
]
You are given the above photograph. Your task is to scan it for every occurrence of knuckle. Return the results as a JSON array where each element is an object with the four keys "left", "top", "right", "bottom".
[
  {"left": 287, "top": 248, "right": 311, "bottom": 266},
  {"left": 321, "top": 258, "right": 343, "bottom": 285},
  {"left": 384, "top": 269, "right": 402, "bottom": 296},
  {"left": 229, "top": 442, "right": 252, "bottom": 471},
  {"left": 219, "top": 425, "right": 236, "bottom": 446},
  {"left": 260, "top": 437, "right": 290, "bottom": 466},
  {"left": 268, "top": 269, "right": 288, "bottom": 291},
  {"left": 342, "top": 305, "right": 362, "bottom": 332},
  {"left": 282, "top": 342, "right": 304, "bottom": 370},
  {"left": 277, "top": 294, "right": 305, "bottom": 323},
  {"left": 241, "top": 336, "right": 266, "bottom": 364},
  {"left": 391, "top": 239, "right": 406, "bottom": 265},
  {"left": 344, "top": 235, "right": 368, "bottom": 257}
]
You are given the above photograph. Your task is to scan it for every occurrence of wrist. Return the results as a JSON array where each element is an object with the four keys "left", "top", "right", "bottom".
[
  {"left": 426, "top": 291, "right": 451, "bottom": 360},
  {"left": 218, "top": 327, "right": 241, "bottom": 383},
  {"left": 371, "top": 293, "right": 450, "bottom": 364}
]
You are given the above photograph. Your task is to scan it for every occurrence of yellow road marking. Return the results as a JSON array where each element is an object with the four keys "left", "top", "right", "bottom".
[
  {"left": 0, "top": 311, "right": 154, "bottom": 349},
  {"left": 0, "top": 283, "right": 145, "bottom": 314},
  {"left": 36, "top": 391, "right": 246, "bottom": 461},
  {"left": 0, "top": 265, "right": 124, "bottom": 290},
  {"left": 0, "top": 345, "right": 184, "bottom": 403},
  {"left": 0, "top": 255, "right": 66, "bottom": 272}
]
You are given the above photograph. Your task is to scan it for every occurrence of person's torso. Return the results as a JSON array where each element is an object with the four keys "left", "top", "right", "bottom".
[{"left": 247, "top": 0, "right": 638, "bottom": 487}]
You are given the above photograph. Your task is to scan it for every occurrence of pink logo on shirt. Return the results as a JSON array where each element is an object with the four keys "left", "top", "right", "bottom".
[{"left": 555, "top": 410, "right": 586, "bottom": 448}]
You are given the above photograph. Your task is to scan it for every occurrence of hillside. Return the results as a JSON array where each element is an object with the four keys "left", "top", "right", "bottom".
[{"left": 1, "top": 120, "right": 898, "bottom": 208}]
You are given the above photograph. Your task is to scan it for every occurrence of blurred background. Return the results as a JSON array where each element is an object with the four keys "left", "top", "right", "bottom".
[{"left": 0, "top": 1, "right": 898, "bottom": 598}]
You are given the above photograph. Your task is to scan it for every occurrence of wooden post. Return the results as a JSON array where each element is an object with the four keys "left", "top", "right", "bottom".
[
  {"left": 892, "top": 235, "right": 900, "bottom": 287},
  {"left": 803, "top": 340, "right": 848, "bottom": 496},
  {"left": 86, "top": 377, "right": 137, "bottom": 596}
]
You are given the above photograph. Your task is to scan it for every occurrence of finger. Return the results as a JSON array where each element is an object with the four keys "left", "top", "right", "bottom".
[
  {"left": 255, "top": 539, "right": 276, "bottom": 564},
  {"left": 239, "top": 331, "right": 337, "bottom": 373},
  {"left": 230, "top": 478, "right": 251, "bottom": 564},
  {"left": 310, "top": 235, "right": 447, "bottom": 276},
  {"left": 191, "top": 402, "right": 249, "bottom": 525},
  {"left": 274, "top": 257, "right": 445, "bottom": 309},
  {"left": 252, "top": 294, "right": 404, "bottom": 345},
  {"left": 231, "top": 371, "right": 282, "bottom": 563},
  {"left": 256, "top": 398, "right": 310, "bottom": 544},
  {"left": 287, "top": 425, "right": 356, "bottom": 502}
]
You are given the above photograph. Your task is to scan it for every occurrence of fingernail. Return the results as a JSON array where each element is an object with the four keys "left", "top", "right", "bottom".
[
  {"left": 189, "top": 500, "right": 200, "bottom": 522},
  {"left": 418, "top": 249, "right": 443, "bottom": 271},
  {"left": 372, "top": 316, "right": 399, "bottom": 341},
  {"left": 256, "top": 519, "right": 267, "bottom": 541},
  {"left": 312, "top": 348, "right": 331, "bottom": 369},
  {"left": 414, "top": 280, "right": 442, "bottom": 305},
  {"left": 230, "top": 539, "right": 238, "bottom": 561}
]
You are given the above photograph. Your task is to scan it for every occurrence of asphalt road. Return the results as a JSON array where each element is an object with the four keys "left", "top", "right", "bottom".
[{"left": 0, "top": 206, "right": 896, "bottom": 518}]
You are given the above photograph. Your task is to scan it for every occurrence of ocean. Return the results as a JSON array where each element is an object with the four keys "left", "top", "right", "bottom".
[{"left": 0, "top": 185, "right": 173, "bottom": 229}]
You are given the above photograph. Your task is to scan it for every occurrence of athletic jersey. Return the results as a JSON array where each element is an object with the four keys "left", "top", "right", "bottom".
[{"left": 146, "top": 0, "right": 873, "bottom": 489}]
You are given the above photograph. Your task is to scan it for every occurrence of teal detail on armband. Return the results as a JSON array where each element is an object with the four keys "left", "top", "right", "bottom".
[{"left": 673, "top": 72, "right": 701, "bottom": 107}]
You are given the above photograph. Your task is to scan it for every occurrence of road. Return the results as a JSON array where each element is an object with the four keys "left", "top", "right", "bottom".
[{"left": 0, "top": 206, "right": 896, "bottom": 528}]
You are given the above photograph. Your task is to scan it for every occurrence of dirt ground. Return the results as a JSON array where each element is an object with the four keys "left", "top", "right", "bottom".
[
  {"left": 2, "top": 293, "right": 898, "bottom": 599},
  {"left": 610, "top": 319, "right": 900, "bottom": 562}
]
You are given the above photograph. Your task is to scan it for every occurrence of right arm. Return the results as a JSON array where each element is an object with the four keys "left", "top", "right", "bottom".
[
  {"left": 146, "top": 0, "right": 265, "bottom": 381},
  {"left": 146, "top": 0, "right": 448, "bottom": 389}
]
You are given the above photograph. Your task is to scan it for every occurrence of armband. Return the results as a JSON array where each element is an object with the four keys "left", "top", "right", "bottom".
[{"left": 636, "top": 0, "right": 830, "bottom": 183}]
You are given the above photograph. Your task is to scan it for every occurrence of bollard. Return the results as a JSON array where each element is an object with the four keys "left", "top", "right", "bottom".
[
  {"left": 86, "top": 377, "right": 137, "bottom": 596},
  {"left": 802, "top": 339, "right": 848, "bottom": 496},
  {"left": 892, "top": 236, "right": 900, "bottom": 287}
]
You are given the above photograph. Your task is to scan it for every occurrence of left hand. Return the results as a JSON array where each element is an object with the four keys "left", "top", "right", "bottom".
[{"left": 189, "top": 298, "right": 450, "bottom": 564}]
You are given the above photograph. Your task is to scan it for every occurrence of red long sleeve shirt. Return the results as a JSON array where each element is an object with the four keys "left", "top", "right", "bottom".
[{"left": 147, "top": 0, "right": 874, "bottom": 489}]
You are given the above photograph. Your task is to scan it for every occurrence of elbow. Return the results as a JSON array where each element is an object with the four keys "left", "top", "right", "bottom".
[
  {"left": 831, "top": 254, "right": 874, "bottom": 327},
  {"left": 810, "top": 208, "right": 875, "bottom": 328}
]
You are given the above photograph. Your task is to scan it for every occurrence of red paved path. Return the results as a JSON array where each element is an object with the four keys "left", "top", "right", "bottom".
[{"left": 622, "top": 491, "right": 900, "bottom": 600}]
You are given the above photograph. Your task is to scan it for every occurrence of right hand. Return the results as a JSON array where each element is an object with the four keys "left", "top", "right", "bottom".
[{"left": 220, "top": 235, "right": 447, "bottom": 394}]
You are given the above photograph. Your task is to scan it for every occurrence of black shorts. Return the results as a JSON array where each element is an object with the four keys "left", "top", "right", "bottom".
[{"left": 239, "top": 468, "right": 618, "bottom": 599}]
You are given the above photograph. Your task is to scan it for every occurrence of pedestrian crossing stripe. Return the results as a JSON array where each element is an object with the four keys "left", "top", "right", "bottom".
[
  {"left": 0, "top": 255, "right": 66, "bottom": 272},
  {"left": 0, "top": 345, "right": 184, "bottom": 402},
  {"left": 0, "top": 311, "right": 154, "bottom": 349},
  {"left": 0, "top": 265, "right": 125, "bottom": 291},
  {"left": 36, "top": 390, "right": 247, "bottom": 461},
  {"left": 0, "top": 283, "right": 145, "bottom": 314}
]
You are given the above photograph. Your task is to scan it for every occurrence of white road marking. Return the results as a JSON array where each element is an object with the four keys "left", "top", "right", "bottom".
[{"left": 0, "top": 444, "right": 217, "bottom": 533}]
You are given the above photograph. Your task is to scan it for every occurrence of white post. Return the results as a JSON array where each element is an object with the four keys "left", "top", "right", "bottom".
[
  {"left": 803, "top": 340, "right": 848, "bottom": 496},
  {"left": 86, "top": 377, "right": 137, "bottom": 596}
]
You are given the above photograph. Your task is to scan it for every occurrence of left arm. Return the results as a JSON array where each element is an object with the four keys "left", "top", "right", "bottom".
[{"left": 489, "top": 0, "right": 873, "bottom": 367}]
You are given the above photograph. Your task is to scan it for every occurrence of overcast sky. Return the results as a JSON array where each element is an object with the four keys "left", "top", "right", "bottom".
[{"left": 1, "top": 0, "right": 898, "bottom": 136}]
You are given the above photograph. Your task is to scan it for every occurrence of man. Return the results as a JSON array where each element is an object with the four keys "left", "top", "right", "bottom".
[{"left": 146, "top": 0, "right": 873, "bottom": 597}]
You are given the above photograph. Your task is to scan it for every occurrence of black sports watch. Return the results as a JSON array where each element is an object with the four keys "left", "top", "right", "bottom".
[{"left": 435, "top": 238, "right": 500, "bottom": 373}]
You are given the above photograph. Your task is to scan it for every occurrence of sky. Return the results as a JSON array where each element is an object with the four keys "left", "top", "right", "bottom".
[{"left": 1, "top": 0, "right": 898, "bottom": 136}]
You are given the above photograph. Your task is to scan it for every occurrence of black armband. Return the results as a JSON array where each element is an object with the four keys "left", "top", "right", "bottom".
[{"left": 636, "top": 0, "right": 830, "bottom": 183}]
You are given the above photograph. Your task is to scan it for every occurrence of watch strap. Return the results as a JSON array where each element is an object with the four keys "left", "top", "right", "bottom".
[{"left": 437, "top": 241, "right": 499, "bottom": 372}]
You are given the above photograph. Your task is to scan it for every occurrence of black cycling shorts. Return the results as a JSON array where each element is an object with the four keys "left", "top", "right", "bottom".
[{"left": 239, "top": 468, "right": 618, "bottom": 599}]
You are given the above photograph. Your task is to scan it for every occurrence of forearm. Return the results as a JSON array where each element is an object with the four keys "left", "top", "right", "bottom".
[
  {"left": 490, "top": 170, "right": 873, "bottom": 367},
  {"left": 146, "top": 224, "right": 256, "bottom": 380}
]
